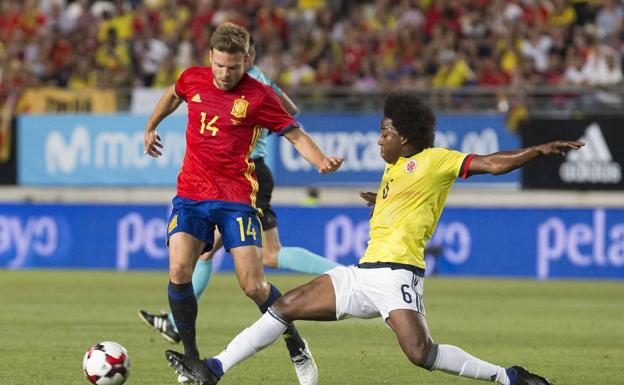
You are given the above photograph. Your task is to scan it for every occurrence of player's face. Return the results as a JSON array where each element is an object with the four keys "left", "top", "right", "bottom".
[
  {"left": 210, "top": 49, "right": 249, "bottom": 90},
  {"left": 378, "top": 117, "right": 404, "bottom": 164}
]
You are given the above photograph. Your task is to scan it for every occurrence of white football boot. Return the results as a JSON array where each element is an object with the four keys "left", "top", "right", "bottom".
[{"left": 290, "top": 338, "right": 318, "bottom": 385}]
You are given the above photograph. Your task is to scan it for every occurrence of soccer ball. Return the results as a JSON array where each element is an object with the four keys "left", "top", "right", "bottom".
[{"left": 83, "top": 341, "right": 131, "bottom": 385}]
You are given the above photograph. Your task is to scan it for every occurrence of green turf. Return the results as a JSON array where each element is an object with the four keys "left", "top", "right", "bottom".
[{"left": 1, "top": 270, "right": 623, "bottom": 385}]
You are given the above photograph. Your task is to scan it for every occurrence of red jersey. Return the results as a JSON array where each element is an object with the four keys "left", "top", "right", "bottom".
[{"left": 174, "top": 66, "right": 297, "bottom": 206}]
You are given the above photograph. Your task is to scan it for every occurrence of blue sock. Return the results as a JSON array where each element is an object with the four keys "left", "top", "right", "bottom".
[
  {"left": 277, "top": 247, "right": 340, "bottom": 275},
  {"left": 505, "top": 367, "right": 518, "bottom": 385},
  {"left": 168, "top": 259, "right": 213, "bottom": 330},
  {"left": 258, "top": 284, "right": 281, "bottom": 313},
  {"left": 204, "top": 358, "right": 224, "bottom": 378},
  {"left": 192, "top": 259, "right": 213, "bottom": 300},
  {"left": 168, "top": 281, "right": 199, "bottom": 359}
]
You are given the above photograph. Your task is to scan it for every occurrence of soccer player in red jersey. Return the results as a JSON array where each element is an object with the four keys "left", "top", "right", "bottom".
[{"left": 143, "top": 22, "right": 342, "bottom": 385}]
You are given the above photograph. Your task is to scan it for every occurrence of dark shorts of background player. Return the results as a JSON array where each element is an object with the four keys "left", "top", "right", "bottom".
[{"left": 254, "top": 157, "right": 277, "bottom": 231}]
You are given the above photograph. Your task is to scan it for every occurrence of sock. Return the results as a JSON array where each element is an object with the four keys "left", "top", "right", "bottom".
[
  {"left": 427, "top": 344, "right": 510, "bottom": 385},
  {"left": 214, "top": 311, "right": 287, "bottom": 372},
  {"left": 257, "top": 284, "right": 281, "bottom": 314},
  {"left": 192, "top": 259, "right": 213, "bottom": 299},
  {"left": 168, "top": 281, "right": 200, "bottom": 359},
  {"left": 278, "top": 247, "right": 340, "bottom": 275},
  {"left": 205, "top": 358, "right": 224, "bottom": 379},
  {"left": 168, "top": 259, "right": 213, "bottom": 330},
  {"left": 257, "top": 284, "right": 307, "bottom": 358},
  {"left": 505, "top": 367, "right": 519, "bottom": 385}
]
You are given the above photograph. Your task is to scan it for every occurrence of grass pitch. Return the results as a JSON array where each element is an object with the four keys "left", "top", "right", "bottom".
[{"left": 1, "top": 270, "right": 622, "bottom": 385}]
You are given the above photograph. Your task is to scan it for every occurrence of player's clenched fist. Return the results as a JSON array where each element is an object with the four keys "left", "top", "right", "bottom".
[{"left": 319, "top": 156, "right": 344, "bottom": 174}]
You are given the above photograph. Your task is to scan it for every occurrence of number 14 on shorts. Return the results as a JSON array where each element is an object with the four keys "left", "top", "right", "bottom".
[{"left": 236, "top": 216, "right": 258, "bottom": 241}]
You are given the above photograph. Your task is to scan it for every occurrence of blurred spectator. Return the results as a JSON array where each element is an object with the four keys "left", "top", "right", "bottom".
[
  {"left": 152, "top": 56, "right": 183, "bottom": 88},
  {"left": 67, "top": 58, "right": 99, "bottom": 89},
  {"left": 562, "top": 49, "right": 586, "bottom": 86},
  {"left": 0, "top": 0, "right": 622, "bottom": 115},
  {"left": 132, "top": 28, "right": 170, "bottom": 86},
  {"left": 520, "top": 27, "right": 553, "bottom": 73},
  {"left": 549, "top": 0, "right": 577, "bottom": 28},
  {"left": 300, "top": 186, "right": 320, "bottom": 207},
  {"left": 582, "top": 45, "right": 623, "bottom": 86},
  {"left": 595, "top": 0, "right": 624, "bottom": 40},
  {"left": 280, "top": 43, "right": 316, "bottom": 87},
  {"left": 432, "top": 51, "right": 475, "bottom": 88}
]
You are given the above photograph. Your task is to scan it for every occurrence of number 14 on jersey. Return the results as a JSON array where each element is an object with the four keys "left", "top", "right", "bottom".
[{"left": 200, "top": 112, "right": 219, "bottom": 136}]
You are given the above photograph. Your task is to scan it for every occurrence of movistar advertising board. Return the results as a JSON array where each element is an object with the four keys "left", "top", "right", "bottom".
[
  {"left": 522, "top": 118, "right": 624, "bottom": 190},
  {"left": 18, "top": 113, "right": 518, "bottom": 186},
  {"left": 18, "top": 114, "right": 186, "bottom": 186},
  {"left": 2, "top": 203, "right": 622, "bottom": 279}
]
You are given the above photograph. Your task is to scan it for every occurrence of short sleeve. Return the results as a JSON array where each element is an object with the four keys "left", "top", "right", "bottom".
[
  {"left": 174, "top": 67, "right": 192, "bottom": 102},
  {"left": 255, "top": 88, "right": 298, "bottom": 134},
  {"left": 430, "top": 148, "right": 470, "bottom": 181}
]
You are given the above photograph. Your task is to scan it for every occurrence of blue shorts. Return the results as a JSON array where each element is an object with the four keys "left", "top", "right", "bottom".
[{"left": 166, "top": 196, "right": 263, "bottom": 252}]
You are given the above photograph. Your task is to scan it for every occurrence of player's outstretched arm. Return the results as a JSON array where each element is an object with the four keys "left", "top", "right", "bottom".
[
  {"left": 144, "top": 85, "right": 183, "bottom": 157},
  {"left": 468, "top": 140, "right": 585, "bottom": 176},
  {"left": 284, "top": 127, "right": 344, "bottom": 173}
]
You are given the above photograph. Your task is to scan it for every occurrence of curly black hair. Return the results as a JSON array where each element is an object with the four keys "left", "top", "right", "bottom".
[{"left": 383, "top": 91, "right": 436, "bottom": 152}]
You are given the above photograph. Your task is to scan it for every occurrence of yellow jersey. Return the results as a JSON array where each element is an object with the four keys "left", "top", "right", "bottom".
[{"left": 360, "top": 148, "right": 471, "bottom": 271}]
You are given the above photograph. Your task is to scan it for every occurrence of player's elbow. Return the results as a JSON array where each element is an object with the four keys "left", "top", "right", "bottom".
[{"left": 489, "top": 164, "right": 510, "bottom": 175}]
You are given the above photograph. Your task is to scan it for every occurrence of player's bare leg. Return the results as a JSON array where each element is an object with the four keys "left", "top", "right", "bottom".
[
  {"left": 259, "top": 227, "right": 281, "bottom": 267},
  {"left": 386, "top": 309, "right": 550, "bottom": 384},
  {"left": 167, "top": 232, "right": 206, "bottom": 359},
  {"left": 230, "top": 245, "right": 271, "bottom": 303},
  {"left": 274, "top": 274, "right": 337, "bottom": 321}
]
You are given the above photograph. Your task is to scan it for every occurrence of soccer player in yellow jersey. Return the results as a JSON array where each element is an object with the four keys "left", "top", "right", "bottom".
[{"left": 166, "top": 92, "right": 584, "bottom": 385}]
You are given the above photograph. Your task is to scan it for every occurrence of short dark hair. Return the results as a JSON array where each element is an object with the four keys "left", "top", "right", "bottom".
[
  {"left": 210, "top": 22, "right": 249, "bottom": 54},
  {"left": 383, "top": 91, "right": 435, "bottom": 151}
]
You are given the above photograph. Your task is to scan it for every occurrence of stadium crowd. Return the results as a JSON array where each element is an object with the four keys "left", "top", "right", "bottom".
[{"left": 0, "top": 0, "right": 623, "bottom": 102}]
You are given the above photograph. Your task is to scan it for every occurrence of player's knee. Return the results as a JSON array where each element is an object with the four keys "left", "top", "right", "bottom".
[
  {"left": 169, "top": 262, "right": 192, "bottom": 282},
  {"left": 407, "top": 338, "right": 434, "bottom": 367},
  {"left": 240, "top": 281, "right": 266, "bottom": 302},
  {"left": 272, "top": 292, "right": 299, "bottom": 320}
]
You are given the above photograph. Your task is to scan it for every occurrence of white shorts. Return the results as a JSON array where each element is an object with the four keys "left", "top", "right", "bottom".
[{"left": 326, "top": 265, "right": 425, "bottom": 321}]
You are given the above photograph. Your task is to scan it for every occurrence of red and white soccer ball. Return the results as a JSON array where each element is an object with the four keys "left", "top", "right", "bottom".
[{"left": 83, "top": 341, "right": 131, "bottom": 385}]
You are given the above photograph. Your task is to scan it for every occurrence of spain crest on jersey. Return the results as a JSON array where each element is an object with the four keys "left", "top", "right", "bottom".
[{"left": 231, "top": 96, "right": 249, "bottom": 118}]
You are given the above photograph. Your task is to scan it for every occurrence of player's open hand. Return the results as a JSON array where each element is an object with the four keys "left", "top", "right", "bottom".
[
  {"left": 319, "top": 156, "right": 344, "bottom": 174},
  {"left": 538, "top": 140, "right": 584, "bottom": 156},
  {"left": 144, "top": 131, "right": 163, "bottom": 157},
  {"left": 359, "top": 191, "right": 377, "bottom": 207}
]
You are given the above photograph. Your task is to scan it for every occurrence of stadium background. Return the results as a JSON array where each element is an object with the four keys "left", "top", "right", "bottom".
[{"left": 1, "top": 1, "right": 624, "bottom": 384}]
